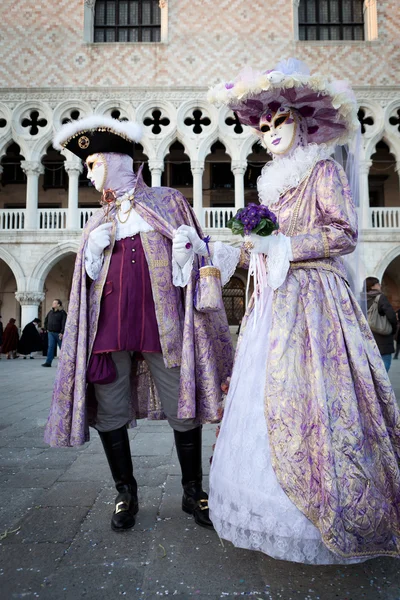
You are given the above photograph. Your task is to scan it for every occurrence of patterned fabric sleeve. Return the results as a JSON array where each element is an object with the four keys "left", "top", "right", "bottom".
[{"left": 290, "top": 161, "right": 358, "bottom": 262}]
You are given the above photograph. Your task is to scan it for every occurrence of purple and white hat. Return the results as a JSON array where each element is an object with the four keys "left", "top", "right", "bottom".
[{"left": 207, "top": 58, "right": 359, "bottom": 147}]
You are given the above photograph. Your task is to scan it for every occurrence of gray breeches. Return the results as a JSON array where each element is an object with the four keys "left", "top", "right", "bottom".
[{"left": 93, "top": 351, "right": 197, "bottom": 433}]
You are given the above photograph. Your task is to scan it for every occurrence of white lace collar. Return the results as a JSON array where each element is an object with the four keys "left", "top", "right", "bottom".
[
  {"left": 257, "top": 144, "right": 332, "bottom": 207},
  {"left": 114, "top": 187, "right": 154, "bottom": 240}
]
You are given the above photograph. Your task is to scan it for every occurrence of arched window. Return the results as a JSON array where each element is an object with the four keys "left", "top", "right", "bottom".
[
  {"left": 94, "top": 0, "right": 161, "bottom": 43},
  {"left": 299, "top": 0, "right": 364, "bottom": 41}
]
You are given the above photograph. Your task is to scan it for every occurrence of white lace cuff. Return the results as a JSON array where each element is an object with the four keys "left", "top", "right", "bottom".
[
  {"left": 212, "top": 241, "right": 241, "bottom": 286},
  {"left": 266, "top": 233, "right": 293, "bottom": 291},
  {"left": 85, "top": 244, "right": 104, "bottom": 281},
  {"left": 172, "top": 252, "right": 195, "bottom": 287}
]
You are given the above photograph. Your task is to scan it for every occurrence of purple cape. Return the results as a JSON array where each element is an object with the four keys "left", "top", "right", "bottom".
[{"left": 44, "top": 172, "right": 233, "bottom": 447}]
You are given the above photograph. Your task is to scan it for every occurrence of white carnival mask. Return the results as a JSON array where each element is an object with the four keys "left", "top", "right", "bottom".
[
  {"left": 259, "top": 107, "right": 297, "bottom": 156},
  {"left": 86, "top": 153, "right": 107, "bottom": 192}
]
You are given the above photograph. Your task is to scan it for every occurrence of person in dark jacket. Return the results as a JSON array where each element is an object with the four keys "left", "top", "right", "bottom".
[
  {"left": 365, "top": 277, "right": 397, "bottom": 372},
  {"left": 1, "top": 318, "right": 19, "bottom": 359},
  {"left": 18, "top": 318, "right": 43, "bottom": 359},
  {"left": 42, "top": 299, "right": 67, "bottom": 367}
]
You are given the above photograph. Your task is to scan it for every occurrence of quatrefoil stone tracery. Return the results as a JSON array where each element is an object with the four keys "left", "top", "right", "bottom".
[
  {"left": 21, "top": 110, "right": 47, "bottom": 136},
  {"left": 184, "top": 109, "right": 211, "bottom": 134},
  {"left": 143, "top": 109, "right": 170, "bottom": 134},
  {"left": 389, "top": 109, "right": 400, "bottom": 132}
]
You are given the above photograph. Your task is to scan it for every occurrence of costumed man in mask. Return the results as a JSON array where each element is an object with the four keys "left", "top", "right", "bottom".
[
  {"left": 173, "top": 60, "right": 400, "bottom": 563},
  {"left": 44, "top": 116, "right": 233, "bottom": 532}
]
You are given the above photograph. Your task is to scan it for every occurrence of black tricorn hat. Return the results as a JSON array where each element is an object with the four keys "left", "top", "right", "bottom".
[{"left": 53, "top": 116, "right": 143, "bottom": 161}]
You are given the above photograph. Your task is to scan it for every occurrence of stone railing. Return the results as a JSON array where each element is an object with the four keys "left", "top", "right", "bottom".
[
  {"left": 370, "top": 207, "right": 400, "bottom": 229},
  {"left": 38, "top": 209, "right": 68, "bottom": 230},
  {"left": 78, "top": 208, "right": 98, "bottom": 229},
  {"left": 0, "top": 208, "right": 26, "bottom": 230},
  {"left": 203, "top": 207, "right": 235, "bottom": 229}
]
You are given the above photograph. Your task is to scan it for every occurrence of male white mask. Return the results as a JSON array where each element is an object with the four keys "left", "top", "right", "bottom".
[
  {"left": 86, "top": 153, "right": 107, "bottom": 192},
  {"left": 259, "top": 107, "right": 299, "bottom": 156}
]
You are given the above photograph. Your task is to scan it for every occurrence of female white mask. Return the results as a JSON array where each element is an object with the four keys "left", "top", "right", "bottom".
[
  {"left": 86, "top": 153, "right": 107, "bottom": 192},
  {"left": 259, "top": 106, "right": 306, "bottom": 157}
]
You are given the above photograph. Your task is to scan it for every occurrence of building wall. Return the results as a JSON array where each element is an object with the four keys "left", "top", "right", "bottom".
[
  {"left": 0, "top": 0, "right": 399, "bottom": 324},
  {"left": 0, "top": 1, "right": 399, "bottom": 88}
]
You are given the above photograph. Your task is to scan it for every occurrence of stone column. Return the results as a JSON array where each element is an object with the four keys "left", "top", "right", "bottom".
[
  {"left": 359, "top": 159, "right": 372, "bottom": 229},
  {"left": 191, "top": 161, "right": 204, "bottom": 227},
  {"left": 149, "top": 160, "right": 164, "bottom": 187},
  {"left": 15, "top": 291, "right": 45, "bottom": 329},
  {"left": 21, "top": 161, "right": 44, "bottom": 230},
  {"left": 292, "top": 0, "right": 301, "bottom": 41},
  {"left": 65, "top": 160, "right": 83, "bottom": 230},
  {"left": 232, "top": 161, "right": 247, "bottom": 211}
]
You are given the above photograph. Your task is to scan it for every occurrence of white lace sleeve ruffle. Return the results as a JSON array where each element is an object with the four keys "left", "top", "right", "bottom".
[
  {"left": 266, "top": 233, "right": 293, "bottom": 291},
  {"left": 212, "top": 241, "right": 241, "bottom": 286},
  {"left": 85, "top": 244, "right": 104, "bottom": 281},
  {"left": 172, "top": 252, "right": 195, "bottom": 287}
]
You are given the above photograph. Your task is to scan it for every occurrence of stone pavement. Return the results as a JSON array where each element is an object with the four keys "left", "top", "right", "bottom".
[{"left": 1, "top": 356, "right": 400, "bottom": 600}]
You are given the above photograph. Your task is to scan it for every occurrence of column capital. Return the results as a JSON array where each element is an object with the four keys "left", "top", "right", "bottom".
[
  {"left": 21, "top": 161, "right": 44, "bottom": 176},
  {"left": 148, "top": 160, "right": 164, "bottom": 172},
  {"left": 231, "top": 161, "right": 247, "bottom": 175},
  {"left": 84, "top": 0, "right": 96, "bottom": 7},
  {"left": 191, "top": 161, "right": 204, "bottom": 174},
  {"left": 359, "top": 159, "right": 372, "bottom": 175},
  {"left": 15, "top": 291, "right": 45, "bottom": 306},
  {"left": 64, "top": 160, "right": 83, "bottom": 175},
  {"left": 395, "top": 162, "right": 400, "bottom": 174}
]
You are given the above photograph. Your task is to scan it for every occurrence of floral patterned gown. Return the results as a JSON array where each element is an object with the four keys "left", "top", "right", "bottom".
[{"left": 209, "top": 159, "right": 400, "bottom": 564}]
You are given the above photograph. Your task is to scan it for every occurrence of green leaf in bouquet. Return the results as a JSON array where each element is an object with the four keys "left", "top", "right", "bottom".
[{"left": 227, "top": 218, "right": 245, "bottom": 236}]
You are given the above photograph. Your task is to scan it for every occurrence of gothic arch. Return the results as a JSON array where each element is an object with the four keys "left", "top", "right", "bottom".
[
  {"left": 27, "top": 241, "right": 80, "bottom": 291},
  {"left": 375, "top": 245, "right": 400, "bottom": 282},
  {"left": 0, "top": 247, "right": 26, "bottom": 290}
]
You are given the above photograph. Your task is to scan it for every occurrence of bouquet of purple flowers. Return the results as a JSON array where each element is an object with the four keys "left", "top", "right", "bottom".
[{"left": 227, "top": 203, "right": 279, "bottom": 237}]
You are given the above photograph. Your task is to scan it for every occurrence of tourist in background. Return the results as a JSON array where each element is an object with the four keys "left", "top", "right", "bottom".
[
  {"left": 42, "top": 299, "right": 67, "bottom": 367},
  {"left": 365, "top": 276, "right": 397, "bottom": 372},
  {"left": 18, "top": 318, "right": 42, "bottom": 359},
  {"left": 1, "top": 318, "right": 19, "bottom": 359}
]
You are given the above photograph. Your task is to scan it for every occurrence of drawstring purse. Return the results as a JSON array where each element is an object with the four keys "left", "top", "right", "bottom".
[{"left": 193, "top": 238, "right": 224, "bottom": 313}]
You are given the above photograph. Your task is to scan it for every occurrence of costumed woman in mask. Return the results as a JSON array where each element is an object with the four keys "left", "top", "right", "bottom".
[
  {"left": 173, "top": 60, "right": 400, "bottom": 563},
  {"left": 44, "top": 116, "right": 233, "bottom": 532}
]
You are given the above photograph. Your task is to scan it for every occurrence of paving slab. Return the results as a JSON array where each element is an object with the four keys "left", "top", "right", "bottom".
[{"left": 1, "top": 358, "right": 400, "bottom": 600}]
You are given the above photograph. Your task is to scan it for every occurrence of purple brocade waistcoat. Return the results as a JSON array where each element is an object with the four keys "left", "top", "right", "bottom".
[{"left": 92, "top": 236, "right": 162, "bottom": 354}]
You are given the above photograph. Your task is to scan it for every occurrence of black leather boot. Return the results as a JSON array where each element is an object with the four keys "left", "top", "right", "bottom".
[
  {"left": 174, "top": 427, "right": 213, "bottom": 530},
  {"left": 98, "top": 426, "right": 139, "bottom": 532}
]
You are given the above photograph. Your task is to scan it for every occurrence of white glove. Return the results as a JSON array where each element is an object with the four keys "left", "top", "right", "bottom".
[
  {"left": 246, "top": 233, "right": 273, "bottom": 255},
  {"left": 88, "top": 222, "right": 113, "bottom": 257},
  {"left": 176, "top": 225, "right": 208, "bottom": 256},
  {"left": 172, "top": 231, "right": 194, "bottom": 269}
]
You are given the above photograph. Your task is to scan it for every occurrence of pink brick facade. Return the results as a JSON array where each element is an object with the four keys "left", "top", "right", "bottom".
[{"left": 0, "top": 0, "right": 398, "bottom": 88}]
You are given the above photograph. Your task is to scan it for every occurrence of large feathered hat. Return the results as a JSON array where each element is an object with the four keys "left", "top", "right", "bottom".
[
  {"left": 208, "top": 58, "right": 359, "bottom": 147},
  {"left": 53, "top": 116, "right": 143, "bottom": 161}
]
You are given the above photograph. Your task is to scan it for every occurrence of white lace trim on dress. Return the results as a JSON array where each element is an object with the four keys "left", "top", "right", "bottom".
[
  {"left": 266, "top": 233, "right": 293, "bottom": 291},
  {"left": 212, "top": 242, "right": 241, "bottom": 286},
  {"left": 257, "top": 144, "right": 332, "bottom": 206}
]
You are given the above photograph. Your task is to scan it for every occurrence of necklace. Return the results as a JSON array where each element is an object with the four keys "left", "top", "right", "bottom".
[{"left": 117, "top": 195, "right": 135, "bottom": 224}]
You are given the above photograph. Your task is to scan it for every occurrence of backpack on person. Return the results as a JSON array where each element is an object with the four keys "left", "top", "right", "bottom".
[{"left": 367, "top": 295, "right": 393, "bottom": 335}]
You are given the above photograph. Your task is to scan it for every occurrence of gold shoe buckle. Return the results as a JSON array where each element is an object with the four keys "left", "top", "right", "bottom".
[
  {"left": 115, "top": 501, "right": 129, "bottom": 514},
  {"left": 198, "top": 499, "right": 209, "bottom": 511}
]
